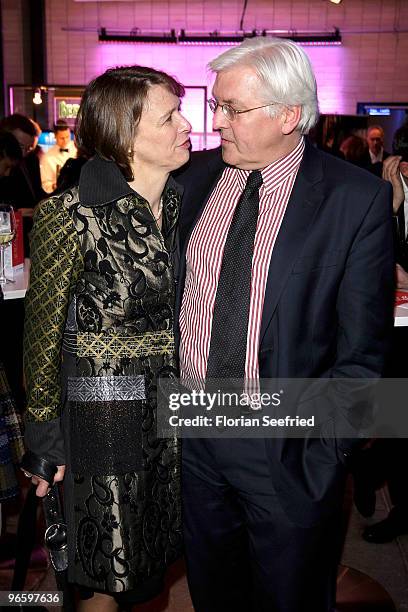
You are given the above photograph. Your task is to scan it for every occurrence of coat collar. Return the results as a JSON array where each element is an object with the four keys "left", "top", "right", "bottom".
[{"left": 79, "top": 154, "right": 183, "bottom": 208}]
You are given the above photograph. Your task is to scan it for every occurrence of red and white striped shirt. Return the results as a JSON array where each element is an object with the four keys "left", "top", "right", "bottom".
[{"left": 179, "top": 137, "right": 305, "bottom": 384}]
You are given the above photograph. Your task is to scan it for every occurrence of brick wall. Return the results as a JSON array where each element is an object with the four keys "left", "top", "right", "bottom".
[
  {"left": 43, "top": 0, "right": 408, "bottom": 115},
  {"left": 2, "top": 0, "right": 408, "bottom": 116},
  {"left": 2, "top": 0, "right": 28, "bottom": 86}
]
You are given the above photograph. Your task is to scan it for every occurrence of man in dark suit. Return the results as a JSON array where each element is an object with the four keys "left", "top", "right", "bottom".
[
  {"left": 175, "top": 37, "right": 394, "bottom": 612},
  {"left": 364, "top": 124, "right": 390, "bottom": 177}
]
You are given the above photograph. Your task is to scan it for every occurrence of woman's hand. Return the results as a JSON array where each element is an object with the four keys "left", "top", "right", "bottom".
[
  {"left": 396, "top": 264, "right": 408, "bottom": 291},
  {"left": 382, "top": 156, "right": 404, "bottom": 213},
  {"left": 22, "top": 465, "right": 66, "bottom": 497}
]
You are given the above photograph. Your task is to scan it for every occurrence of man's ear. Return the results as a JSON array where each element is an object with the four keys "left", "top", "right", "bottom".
[{"left": 281, "top": 105, "right": 302, "bottom": 135}]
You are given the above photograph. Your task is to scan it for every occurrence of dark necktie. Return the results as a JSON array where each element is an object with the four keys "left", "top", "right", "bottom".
[
  {"left": 206, "top": 170, "right": 263, "bottom": 381},
  {"left": 59, "top": 148, "right": 69, "bottom": 153}
]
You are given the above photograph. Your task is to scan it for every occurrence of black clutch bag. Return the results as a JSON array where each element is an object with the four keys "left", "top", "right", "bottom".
[{"left": 43, "top": 483, "right": 68, "bottom": 573}]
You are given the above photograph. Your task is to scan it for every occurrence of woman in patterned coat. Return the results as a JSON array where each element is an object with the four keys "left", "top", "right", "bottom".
[{"left": 21, "top": 66, "right": 191, "bottom": 611}]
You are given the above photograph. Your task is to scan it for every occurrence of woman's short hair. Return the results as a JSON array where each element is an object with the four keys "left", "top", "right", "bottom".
[
  {"left": 76, "top": 65, "right": 185, "bottom": 180},
  {"left": 208, "top": 37, "right": 319, "bottom": 135}
]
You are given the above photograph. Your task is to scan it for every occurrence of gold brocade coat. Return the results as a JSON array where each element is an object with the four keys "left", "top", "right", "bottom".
[{"left": 24, "top": 155, "right": 182, "bottom": 593}]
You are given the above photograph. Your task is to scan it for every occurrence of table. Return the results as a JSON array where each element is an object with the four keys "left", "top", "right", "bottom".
[
  {"left": 2, "top": 260, "right": 30, "bottom": 300},
  {"left": 394, "top": 302, "right": 408, "bottom": 327}
]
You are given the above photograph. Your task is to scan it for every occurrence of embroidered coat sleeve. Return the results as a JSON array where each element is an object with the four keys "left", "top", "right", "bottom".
[{"left": 24, "top": 196, "right": 82, "bottom": 464}]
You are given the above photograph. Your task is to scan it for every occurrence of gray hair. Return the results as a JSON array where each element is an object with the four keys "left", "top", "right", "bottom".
[{"left": 208, "top": 37, "right": 319, "bottom": 134}]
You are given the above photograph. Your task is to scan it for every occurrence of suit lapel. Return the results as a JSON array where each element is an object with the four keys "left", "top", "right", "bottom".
[{"left": 259, "top": 141, "right": 325, "bottom": 343}]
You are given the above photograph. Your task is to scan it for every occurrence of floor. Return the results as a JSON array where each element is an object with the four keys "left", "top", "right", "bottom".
[
  {"left": 342, "top": 486, "right": 408, "bottom": 612},
  {"left": 1, "top": 477, "right": 407, "bottom": 612}
]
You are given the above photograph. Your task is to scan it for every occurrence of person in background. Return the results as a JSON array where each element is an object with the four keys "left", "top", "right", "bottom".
[
  {"left": 0, "top": 133, "right": 24, "bottom": 541},
  {"left": 0, "top": 130, "right": 22, "bottom": 178},
  {"left": 25, "top": 119, "right": 46, "bottom": 198},
  {"left": 0, "top": 288, "right": 25, "bottom": 538},
  {"left": 0, "top": 113, "right": 36, "bottom": 157},
  {"left": 339, "top": 134, "right": 369, "bottom": 168},
  {"left": 175, "top": 37, "right": 394, "bottom": 612},
  {"left": 353, "top": 124, "right": 408, "bottom": 543},
  {"left": 21, "top": 65, "right": 190, "bottom": 612},
  {"left": 0, "top": 113, "right": 43, "bottom": 220},
  {"left": 364, "top": 125, "right": 390, "bottom": 177},
  {"left": 385, "top": 124, "right": 408, "bottom": 284},
  {"left": 320, "top": 125, "right": 345, "bottom": 159},
  {"left": 0, "top": 286, "right": 25, "bottom": 532},
  {"left": 18, "top": 119, "right": 47, "bottom": 254},
  {"left": 0, "top": 126, "right": 33, "bottom": 416},
  {"left": 54, "top": 152, "right": 89, "bottom": 194},
  {"left": 40, "top": 119, "right": 77, "bottom": 193}
]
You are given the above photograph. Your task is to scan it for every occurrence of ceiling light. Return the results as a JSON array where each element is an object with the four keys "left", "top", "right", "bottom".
[
  {"left": 98, "top": 27, "right": 177, "bottom": 44},
  {"left": 98, "top": 28, "right": 342, "bottom": 47},
  {"left": 33, "top": 88, "right": 42, "bottom": 105}
]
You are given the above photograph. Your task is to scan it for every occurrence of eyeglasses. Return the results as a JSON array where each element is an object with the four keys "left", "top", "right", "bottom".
[{"left": 207, "top": 98, "right": 280, "bottom": 122}]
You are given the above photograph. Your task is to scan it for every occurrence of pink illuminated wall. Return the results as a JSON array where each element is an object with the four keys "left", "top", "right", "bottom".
[
  {"left": 55, "top": 37, "right": 359, "bottom": 131},
  {"left": 95, "top": 42, "right": 226, "bottom": 148},
  {"left": 43, "top": 35, "right": 357, "bottom": 135},
  {"left": 95, "top": 41, "right": 348, "bottom": 117},
  {"left": 0, "top": 0, "right": 404, "bottom": 135},
  {"left": 3, "top": 0, "right": 408, "bottom": 117},
  {"left": 43, "top": 0, "right": 408, "bottom": 120},
  {"left": 97, "top": 41, "right": 221, "bottom": 136}
]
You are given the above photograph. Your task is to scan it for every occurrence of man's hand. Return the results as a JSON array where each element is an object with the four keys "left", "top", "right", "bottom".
[
  {"left": 382, "top": 156, "right": 404, "bottom": 213},
  {"left": 396, "top": 263, "right": 408, "bottom": 291},
  {"left": 22, "top": 465, "right": 66, "bottom": 497}
]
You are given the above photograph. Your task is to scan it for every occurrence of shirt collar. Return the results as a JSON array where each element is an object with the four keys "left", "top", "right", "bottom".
[
  {"left": 235, "top": 137, "right": 305, "bottom": 194},
  {"left": 79, "top": 153, "right": 183, "bottom": 208},
  {"left": 369, "top": 148, "right": 383, "bottom": 164}
]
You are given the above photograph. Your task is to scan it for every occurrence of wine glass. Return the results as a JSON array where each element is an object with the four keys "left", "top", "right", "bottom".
[{"left": 0, "top": 204, "right": 16, "bottom": 285}]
